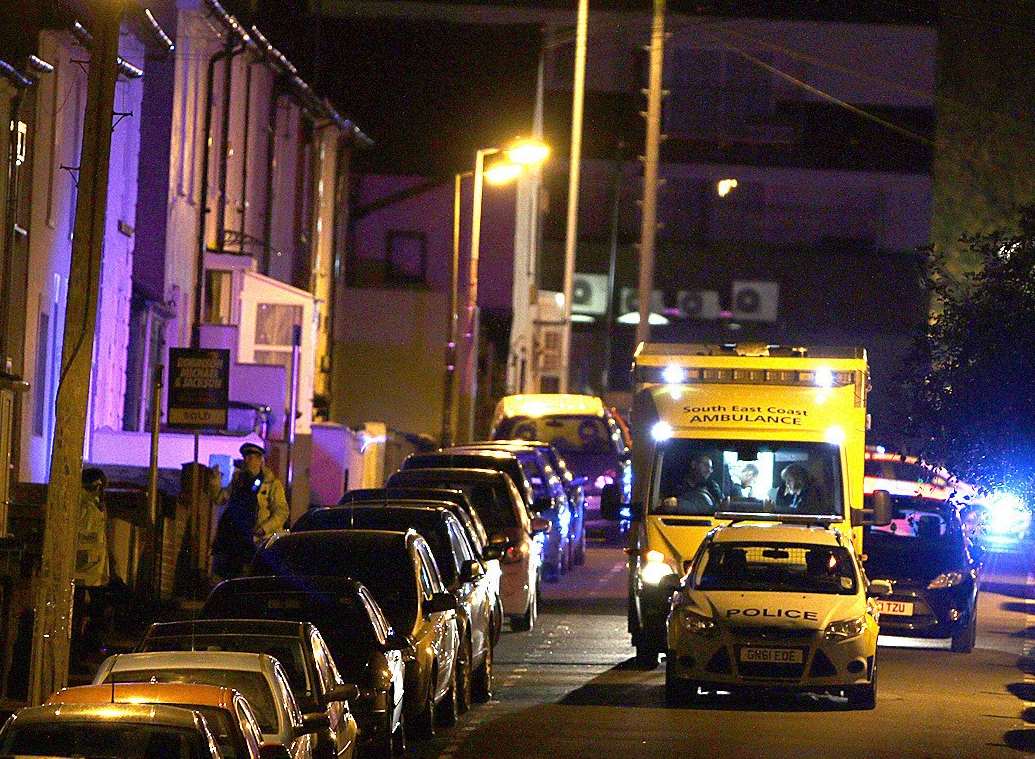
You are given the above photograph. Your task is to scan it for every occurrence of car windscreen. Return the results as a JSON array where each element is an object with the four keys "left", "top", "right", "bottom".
[
  {"left": 201, "top": 590, "right": 377, "bottom": 680},
  {"left": 391, "top": 477, "right": 516, "bottom": 532},
  {"left": 108, "top": 669, "right": 278, "bottom": 733},
  {"left": 140, "top": 634, "right": 312, "bottom": 707},
  {"left": 863, "top": 498, "right": 965, "bottom": 570},
  {"left": 254, "top": 542, "right": 418, "bottom": 631},
  {"left": 329, "top": 511, "right": 458, "bottom": 584},
  {"left": 693, "top": 542, "right": 858, "bottom": 595},
  {"left": 516, "top": 454, "right": 548, "bottom": 497},
  {"left": 498, "top": 414, "right": 614, "bottom": 455},
  {"left": 0, "top": 721, "right": 209, "bottom": 759},
  {"left": 653, "top": 439, "right": 843, "bottom": 519}
]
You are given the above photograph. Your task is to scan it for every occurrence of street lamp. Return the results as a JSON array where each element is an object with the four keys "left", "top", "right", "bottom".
[{"left": 443, "top": 137, "right": 549, "bottom": 445}]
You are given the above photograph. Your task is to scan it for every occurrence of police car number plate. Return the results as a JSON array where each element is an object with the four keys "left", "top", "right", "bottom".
[
  {"left": 875, "top": 600, "right": 913, "bottom": 616},
  {"left": 739, "top": 647, "right": 803, "bottom": 664}
]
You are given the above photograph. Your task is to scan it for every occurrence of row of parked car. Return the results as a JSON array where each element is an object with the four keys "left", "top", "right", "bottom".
[{"left": 0, "top": 437, "right": 596, "bottom": 759}]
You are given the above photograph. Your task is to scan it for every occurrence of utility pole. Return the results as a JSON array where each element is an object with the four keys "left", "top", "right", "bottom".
[
  {"left": 441, "top": 172, "right": 464, "bottom": 446},
  {"left": 636, "top": 0, "right": 666, "bottom": 346},
  {"left": 558, "top": 0, "right": 589, "bottom": 392},
  {"left": 28, "top": 0, "right": 124, "bottom": 704}
]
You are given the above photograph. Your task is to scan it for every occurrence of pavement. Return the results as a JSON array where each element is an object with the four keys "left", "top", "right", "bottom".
[{"left": 411, "top": 538, "right": 1035, "bottom": 759}]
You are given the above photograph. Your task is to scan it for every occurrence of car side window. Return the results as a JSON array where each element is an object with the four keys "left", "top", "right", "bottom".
[
  {"left": 360, "top": 588, "right": 390, "bottom": 644},
  {"left": 311, "top": 629, "right": 344, "bottom": 690},
  {"left": 415, "top": 542, "right": 445, "bottom": 595},
  {"left": 273, "top": 661, "right": 303, "bottom": 727},
  {"left": 450, "top": 520, "right": 476, "bottom": 563},
  {"left": 505, "top": 479, "right": 530, "bottom": 530},
  {"left": 235, "top": 697, "right": 264, "bottom": 754}
]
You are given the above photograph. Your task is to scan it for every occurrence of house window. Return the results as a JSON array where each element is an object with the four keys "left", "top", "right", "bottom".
[
  {"left": 204, "top": 270, "right": 233, "bottom": 325},
  {"left": 32, "top": 312, "right": 49, "bottom": 437},
  {"left": 386, "top": 230, "right": 427, "bottom": 285},
  {"left": 254, "top": 303, "right": 302, "bottom": 373}
]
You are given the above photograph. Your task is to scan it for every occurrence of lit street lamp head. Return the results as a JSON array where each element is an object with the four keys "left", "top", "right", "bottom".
[
  {"left": 504, "top": 137, "right": 550, "bottom": 167},
  {"left": 484, "top": 160, "right": 524, "bottom": 186}
]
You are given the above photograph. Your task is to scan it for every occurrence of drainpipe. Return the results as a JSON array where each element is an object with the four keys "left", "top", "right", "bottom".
[
  {"left": 263, "top": 87, "right": 285, "bottom": 276},
  {"left": 0, "top": 64, "right": 31, "bottom": 367},
  {"left": 215, "top": 45, "right": 246, "bottom": 255},
  {"left": 238, "top": 59, "right": 254, "bottom": 243}
]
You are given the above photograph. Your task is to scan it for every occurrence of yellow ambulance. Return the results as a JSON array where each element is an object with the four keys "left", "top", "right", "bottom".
[{"left": 626, "top": 342, "right": 890, "bottom": 666}]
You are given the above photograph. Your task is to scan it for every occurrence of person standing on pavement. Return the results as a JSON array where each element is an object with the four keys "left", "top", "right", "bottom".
[
  {"left": 210, "top": 442, "right": 289, "bottom": 580},
  {"left": 73, "top": 468, "right": 111, "bottom": 665}
]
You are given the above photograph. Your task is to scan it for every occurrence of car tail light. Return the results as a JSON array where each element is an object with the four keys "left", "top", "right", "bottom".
[{"left": 502, "top": 542, "right": 529, "bottom": 564}]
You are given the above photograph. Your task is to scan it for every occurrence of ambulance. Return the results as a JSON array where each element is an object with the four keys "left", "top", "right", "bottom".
[{"left": 626, "top": 342, "right": 891, "bottom": 666}]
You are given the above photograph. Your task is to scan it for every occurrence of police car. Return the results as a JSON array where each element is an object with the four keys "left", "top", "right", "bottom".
[{"left": 664, "top": 518, "right": 887, "bottom": 709}]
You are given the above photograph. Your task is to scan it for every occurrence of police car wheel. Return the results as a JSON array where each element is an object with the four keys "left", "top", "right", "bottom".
[
  {"left": 845, "top": 682, "right": 876, "bottom": 710},
  {"left": 951, "top": 612, "right": 977, "bottom": 653}
]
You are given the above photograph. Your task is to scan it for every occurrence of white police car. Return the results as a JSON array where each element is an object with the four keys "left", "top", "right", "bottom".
[{"left": 665, "top": 519, "right": 886, "bottom": 709}]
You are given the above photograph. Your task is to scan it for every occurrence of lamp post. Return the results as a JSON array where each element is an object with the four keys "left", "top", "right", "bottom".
[{"left": 452, "top": 139, "right": 549, "bottom": 444}]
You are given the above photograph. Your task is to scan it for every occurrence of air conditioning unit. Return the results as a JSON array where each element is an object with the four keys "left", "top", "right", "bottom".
[
  {"left": 731, "top": 280, "right": 779, "bottom": 322},
  {"left": 572, "top": 273, "right": 608, "bottom": 316},
  {"left": 618, "top": 287, "right": 664, "bottom": 315},
  {"left": 676, "top": 289, "right": 721, "bottom": 320}
]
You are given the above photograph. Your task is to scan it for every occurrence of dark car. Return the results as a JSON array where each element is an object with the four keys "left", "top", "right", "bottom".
[
  {"left": 138, "top": 619, "right": 360, "bottom": 759},
  {"left": 386, "top": 468, "right": 549, "bottom": 631},
  {"left": 293, "top": 505, "right": 497, "bottom": 709},
  {"left": 253, "top": 530, "right": 461, "bottom": 739},
  {"left": 201, "top": 577, "right": 407, "bottom": 758},
  {"left": 402, "top": 451, "right": 536, "bottom": 514},
  {"left": 335, "top": 491, "right": 503, "bottom": 641},
  {"left": 455, "top": 441, "right": 588, "bottom": 568},
  {"left": 863, "top": 494, "right": 981, "bottom": 652}
]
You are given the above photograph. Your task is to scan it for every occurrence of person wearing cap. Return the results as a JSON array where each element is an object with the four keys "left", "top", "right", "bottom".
[{"left": 210, "top": 442, "right": 289, "bottom": 580}]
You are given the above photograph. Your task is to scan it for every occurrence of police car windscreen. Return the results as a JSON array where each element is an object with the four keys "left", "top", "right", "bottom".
[
  {"left": 499, "top": 415, "right": 614, "bottom": 455},
  {"left": 654, "top": 439, "right": 842, "bottom": 518},
  {"left": 693, "top": 543, "right": 857, "bottom": 595}
]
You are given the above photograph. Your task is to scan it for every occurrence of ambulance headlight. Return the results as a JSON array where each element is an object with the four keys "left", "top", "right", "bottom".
[
  {"left": 824, "top": 615, "right": 867, "bottom": 641},
  {"left": 641, "top": 550, "right": 676, "bottom": 585},
  {"left": 677, "top": 608, "right": 718, "bottom": 636},
  {"left": 651, "top": 421, "right": 673, "bottom": 442},
  {"left": 662, "top": 365, "right": 688, "bottom": 384}
]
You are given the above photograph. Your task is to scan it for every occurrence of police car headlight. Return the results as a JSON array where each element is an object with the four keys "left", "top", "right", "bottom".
[
  {"left": 927, "top": 570, "right": 966, "bottom": 589},
  {"left": 824, "top": 615, "right": 867, "bottom": 641},
  {"left": 677, "top": 608, "right": 718, "bottom": 636},
  {"left": 640, "top": 550, "right": 676, "bottom": 586}
]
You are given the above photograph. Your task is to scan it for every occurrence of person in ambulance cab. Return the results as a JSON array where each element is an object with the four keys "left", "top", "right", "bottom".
[
  {"left": 675, "top": 453, "right": 724, "bottom": 514},
  {"left": 776, "top": 464, "right": 825, "bottom": 515}
]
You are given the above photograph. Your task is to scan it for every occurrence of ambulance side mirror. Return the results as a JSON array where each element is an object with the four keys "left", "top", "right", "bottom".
[{"left": 852, "top": 490, "right": 893, "bottom": 527}]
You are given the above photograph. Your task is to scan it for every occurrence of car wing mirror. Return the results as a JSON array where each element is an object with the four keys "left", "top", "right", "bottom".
[
  {"left": 482, "top": 545, "right": 503, "bottom": 561},
  {"left": 322, "top": 683, "right": 360, "bottom": 705},
  {"left": 459, "top": 559, "right": 485, "bottom": 583},
  {"left": 425, "top": 591, "right": 459, "bottom": 615},
  {"left": 296, "top": 712, "right": 330, "bottom": 737},
  {"left": 530, "top": 517, "right": 551, "bottom": 534},
  {"left": 867, "top": 579, "right": 893, "bottom": 597}
]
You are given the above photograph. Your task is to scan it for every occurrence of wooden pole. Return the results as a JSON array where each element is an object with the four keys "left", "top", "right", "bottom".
[{"left": 28, "top": 0, "right": 124, "bottom": 704}]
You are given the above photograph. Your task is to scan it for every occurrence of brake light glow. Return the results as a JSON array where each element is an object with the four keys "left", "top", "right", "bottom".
[{"left": 502, "top": 542, "right": 529, "bottom": 564}]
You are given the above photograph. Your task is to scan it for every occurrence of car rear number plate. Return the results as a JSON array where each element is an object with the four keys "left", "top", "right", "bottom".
[
  {"left": 739, "top": 647, "right": 803, "bottom": 664},
  {"left": 876, "top": 600, "right": 914, "bottom": 616}
]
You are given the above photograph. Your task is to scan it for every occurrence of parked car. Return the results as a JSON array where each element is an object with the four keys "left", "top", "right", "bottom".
[
  {"left": 138, "top": 619, "right": 360, "bottom": 759},
  {"left": 453, "top": 441, "right": 584, "bottom": 574},
  {"left": 253, "top": 530, "right": 461, "bottom": 739},
  {"left": 402, "top": 450, "right": 536, "bottom": 515},
  {"left": 490, "top": 393, "right": 632, "bottom": 520},
  {"left": 94, "top": 651, "right": 320, "bottom": 759},
  {"left": 386, "top": 467, "right": 549, "bottom": 631},
  {"left": 337, "top": 488, "right": 502, "bottom": 638},
  {"left": 863, "top": 494, "right": 982, "bottom": 652},
  {"left": 293, "top": 505, "right": 498, "bottom": 707},
  {"left": 0, "top": 703, "right": 224, "bottom": 759},
  {"left": 47, "top": 682, "right": 266, "bottom": 759},
  {"left": 469, "top": 440, "right": 588, "bottom": 565},
  {"left": 201, "top": 577, "right": 406, "bottom": 758}
]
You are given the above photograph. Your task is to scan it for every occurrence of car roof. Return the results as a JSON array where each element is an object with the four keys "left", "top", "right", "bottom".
[
  {"left": 8, "top": 702, "right": 207, "bottom": 730},
  {"left": 340, "top": 486, "right": 470, "bottom": 505},
  {"left": 389, "top": 467, "right": 509, "bottom": 484},
  {"left": 296, "top": 505, "right": 452, "bottom": 532},
  {"left": 264, "top": 528, "right": 415, "bottom": 555},
  {"left": 146, "top": 618, "right": 310, "bottom": 640},
  {"left": 48, "top": 683, "right": 239, "bottom": 711},
  {"left": 497, "top": 394, "right": 605, "bottom": 418},
  {"left": 423, "top": 449, "right": 518, "bottom": 461},
  {"left": 710, "top": 522, "right": 844, "bottom": 547},
  {"left": 105, "top": 650, "right": 274, "bottom": 674},
  {"left": 207, "top": 575, "right": 367, "bottom": 598}
]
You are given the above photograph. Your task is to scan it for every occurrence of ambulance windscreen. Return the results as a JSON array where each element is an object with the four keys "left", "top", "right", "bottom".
[{"left": 653, "top": 439, "right": 843, "bottom": 519}]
